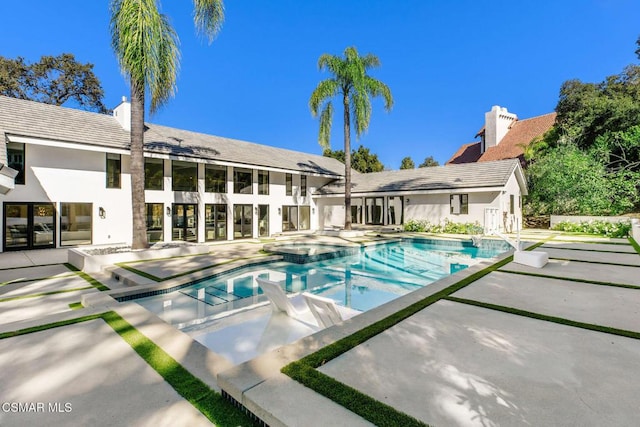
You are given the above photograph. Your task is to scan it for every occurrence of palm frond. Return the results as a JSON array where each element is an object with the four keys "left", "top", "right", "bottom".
[
  {"left": 318, "top": 102, "right": 333, "bottom": 148},
  {"left": 192, "top": 0, "right": 224, "bottom": 42},
  {"left": 309, "top": 78, "right": 338, "bottom": 116},
  {"left": 365, "top": 76, "right": 394, "bottom": 111}
]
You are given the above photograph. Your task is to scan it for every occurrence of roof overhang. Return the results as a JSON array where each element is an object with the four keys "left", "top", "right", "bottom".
[
  {"left": 312, "top": 186, "right": 507, "bottom": 199},
  {"left": 0, "top": 163, "right": 18, "bottom": 195}
]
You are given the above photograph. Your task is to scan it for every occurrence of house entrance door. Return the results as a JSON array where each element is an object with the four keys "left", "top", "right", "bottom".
[{"left": 172, "top": 204, "right": 197, "bottom": 242}]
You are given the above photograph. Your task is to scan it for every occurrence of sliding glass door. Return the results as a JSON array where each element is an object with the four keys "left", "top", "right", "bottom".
[
  {"left": 172, "top": 204, "right": 197, "bottom": 242},
  {"left": 4, "top": 203, "right": 55, "bottom": 250}
]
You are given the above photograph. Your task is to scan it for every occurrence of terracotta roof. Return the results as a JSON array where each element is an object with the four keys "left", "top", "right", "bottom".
[{"left": 447, "top": 112, "right": 557, "bottom": 165}]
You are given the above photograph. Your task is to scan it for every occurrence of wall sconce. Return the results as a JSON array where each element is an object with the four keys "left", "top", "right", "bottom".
[
  {"left": 254, "top": 206, "right": 258, "bottom": 215},
  {"left": 312, "top": 207, "right": 315, "bottom": 214},
  {"left": 278, "top": 207, "right": 282, "bottom": 215},
  {"left": 405, "top": 198, "right": 410, "bottom": 204},
  {"left": 99, "top": 207, "right": 106, "bottom": 219},
  {"left": 166, "top": 206, "right": 171, "bottom": 216}
]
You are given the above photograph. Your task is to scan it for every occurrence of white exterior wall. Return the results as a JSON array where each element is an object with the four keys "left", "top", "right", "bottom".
[{"left": 1, "top": 140, "right": 335, "bottom": 252}]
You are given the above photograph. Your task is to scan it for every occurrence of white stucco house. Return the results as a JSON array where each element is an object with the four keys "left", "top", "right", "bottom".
[{"left": 0, "top": 95, "right": 526, "bottom": 252}]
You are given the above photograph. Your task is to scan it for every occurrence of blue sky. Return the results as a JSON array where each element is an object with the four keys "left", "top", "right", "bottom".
[{"left": 1, "top": 1, "right": 639, "bottom": 168}]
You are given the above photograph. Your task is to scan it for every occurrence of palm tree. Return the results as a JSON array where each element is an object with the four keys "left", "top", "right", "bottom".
[
  {"left": 310, "top": 46, "right": 393, "bottom": 230},
  {"left": 110, "top": 0, "right": 224, "bottom": 249}
]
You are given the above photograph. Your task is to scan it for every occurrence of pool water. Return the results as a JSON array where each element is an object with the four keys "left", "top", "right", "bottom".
[{"left": 135, "top": 239, "right": 509, "bottom": 328}]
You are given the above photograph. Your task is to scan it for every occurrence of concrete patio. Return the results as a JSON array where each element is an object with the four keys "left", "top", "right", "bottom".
[{"left": 0, "top": 232, "right": 639, "bottom": 426}]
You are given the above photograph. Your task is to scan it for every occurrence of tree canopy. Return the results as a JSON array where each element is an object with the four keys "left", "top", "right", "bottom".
[
  {"left": 400, "top": 156, "right": 415, "bottom": 169},
  {"left": 526, "top": 47, "right": 640, "bottom": 216},
  {"left": 418, "top": 156, "right": 440, "bottom": 167},
  {"left": 0, "top": 53, "right": 106, "bottom": 112},
  {"left": 323, "top": 145, "right": 384, "bottom": 173}
]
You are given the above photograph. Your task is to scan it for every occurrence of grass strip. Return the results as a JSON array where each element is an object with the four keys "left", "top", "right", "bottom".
[
  {"left": 629, "top": 237, "right": 640, "bottom": 255},
  {"left": 550, "top": 238, "right": 630, "bottom": 245},
  {"left": 1, "top": 273, "right": 77, "bottom": 287},
  {"left": 499, "top": 269, "right": 640, "bottom": 290},
  {"left": 65, "top": 263, "right": 110, "bottom": 291},
  {"left": 281, "top": 242, "right": 551, "bottom": 426},
  {"left": 445, "top": 296, "right": 640, "bottom": 340},
  {"left": 0, "top": 263, "right": 65, "bottom": 272},
  {"left": 116, "top": 264, "right": 163, "bottom": 282},
  {"left": 547, "top": 257, "right": 640, "bottom": 268},
  {"left": 68, "top": 302, "right": 83, "bottom": 310},
  {"left": 0, "top": 286, "right": 94, "bottom": 303},
  {"left": 0, "top": 312, "right": 255, "bottom": 426},
  {"left": 540, "top": 246, "right": 636, "bottom": 255}
]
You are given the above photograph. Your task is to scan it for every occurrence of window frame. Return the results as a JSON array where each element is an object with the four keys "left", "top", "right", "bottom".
[
  {"left": 450, "top": 194, "right": 469, "bottom": 215},
  {"left": 300, "top": 175, "right": 307, "bottom": 197},
  {"left": 144, "top": 158, "right": 164, "bottom": 190},
  {"left": 285, "top": 173, "right": 292, "bottom": 196},
  {"left": 258, "top": 170, "right": 269, "bottom": 195},
  {"left": 172, "top": 160, "right": 198, "bottom": 192},
  {"left": 7, "top": 142, "right": 26, "bottom": 185},
  {"left": 233, "top": 168, "right": 253, "bottom": 194},
  {"left": 205, "top": 164, "right": 227, "bottom": 193},
  {"left": 106, "top": 153, "right": 121, "bottom": 189}
]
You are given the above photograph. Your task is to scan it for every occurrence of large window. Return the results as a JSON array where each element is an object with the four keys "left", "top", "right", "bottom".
[
  {"left": 146, "top": 203, "right": 164, "bottom": 243},
  {"left": 172, "top": 204, "right": 197, "bottom": 241},
  {"left": 106, "top": 153, "right": 121, "bottom": 188},
  {"left": 450, "top": 194, "right": 469, "bottom": 215},
  {"left": 205, "top": 204, "right": 227, "bottom": 241},
  {"left": 282, "top": 205, "right": 298, "bottom": 231},
  {"left": 172, "top": 161, "right": 197, "bottom": 192},
  {"left": 61, "top": 203, "right": 92, "bottom": 246},
  {"left": 299, "top": 206, "right": 310, "bottom": 230},
  {"left": 387, "top": 196, "right": 404, "bottom": 226},
  {"left": 233, "top": 204, "right": 253, "bottom": 238},
  {"left": 7, "top": 142, "right": 25, "bottom": 185},
  {"left": 258, "top": 205, "right": 269, "bottom": 237},
  {"left": 205, "top": 165, "right": 226, "bottom": 193},
  {"left": 301, "top": 175, "right": 307, "bottom": 197},
  {"left": 365, "top": 197, "right": 384, "bottom": 225},
  {"left": 258, "top": 170, "right": 269, "bottom": 195},
  {"left": 234, "top": 168, "right": 253, "bottom": 194},
  {"left": 285, "top": 173, "right": 292, "bottom": 196},
  {"left": 144, "top": 158, "right": 164, "bottom": 190},
  {"left": 5, "top": 203, "right": 56, "bottom": 250}
]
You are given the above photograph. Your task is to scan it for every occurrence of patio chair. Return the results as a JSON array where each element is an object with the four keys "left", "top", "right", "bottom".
[
  {"left": 302, "top": 292, "right": 344, "bottom": 328},
  {"left": 256, "top": 278, "right": 309, "bottom": 318}
]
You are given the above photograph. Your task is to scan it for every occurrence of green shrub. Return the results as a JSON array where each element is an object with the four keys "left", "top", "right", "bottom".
[
  {"left": 552, "top": 220, "right": 631, "bottom": 237},
  {"left": 403, "top": 219, "right": 483, "bottom": 235}
]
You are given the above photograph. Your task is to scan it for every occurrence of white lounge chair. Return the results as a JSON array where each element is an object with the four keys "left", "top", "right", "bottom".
[
  {"left": 302, "top": 292, "right": 344, "bottom": 328},
  {"left": 256, "top": 278, "right": 309, "bottom": 318}
]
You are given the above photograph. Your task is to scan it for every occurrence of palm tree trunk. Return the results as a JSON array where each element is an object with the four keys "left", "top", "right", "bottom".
[
  {"left": 130, "top": 79, "right": 148, "bottom": 249},
  {"left": 343, "top": 93, "right": 352, "bottom": 230}
]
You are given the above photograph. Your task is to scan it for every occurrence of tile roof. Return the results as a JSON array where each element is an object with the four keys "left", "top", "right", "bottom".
[
  {"left": 0, "top": 95, "right": 345, "bottom": 176},
  {"left": 447, "top": 112, "right": 557, "bottom": 165},
  {"left": 317, "top": 159, "right": 522, "bottom": 195}
]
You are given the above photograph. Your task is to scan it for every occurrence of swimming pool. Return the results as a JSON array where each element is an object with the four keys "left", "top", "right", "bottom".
[{"left": 134, "top": 238, "right": 510, "bottom": 328}]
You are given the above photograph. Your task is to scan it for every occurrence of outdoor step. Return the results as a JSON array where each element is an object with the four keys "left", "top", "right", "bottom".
[{"left": 104, "top": 266, "right": 158, "bottom": 287}]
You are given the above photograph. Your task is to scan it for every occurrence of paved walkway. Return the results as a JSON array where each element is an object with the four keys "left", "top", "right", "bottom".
[{"left": 0, "top": 233, "right": 639, "bottom": 426}]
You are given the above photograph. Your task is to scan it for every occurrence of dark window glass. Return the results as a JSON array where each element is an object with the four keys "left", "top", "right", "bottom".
[
  {"left": 205, "top": 165, "right": 226, "bottom": 193},
  {"left": 461, "top": 194, "right": 469, "bottom": 214},
  {"left": 7, "top": 142, "right": 25, "bottom": 185},
  {"left": 510, "top": 194, "right": 515, "bottom": 214},
  {"left": 144, "top": 158, "right": 164, "bottom": 190},
  {"left": 282, "top": 205, "right": 298, "bottom": 231},
  {"left": 172, "top": 161, "right": 197, "bottom": 192},
  {"left": 146, "top": 203, "right": 164, "bottom": 242},
  {"left": 233, "top": 204, "right": 253, "bottom": 238},
  {"left": 106, "top": 153, "right": 121, "bottom": 188},
  {"left": 450, "top": 194, "right": 469, "bottom": 215},
  {"left": 258, "top": 170, "right": 269, "bottom": 195},
  {"left": 285, "top": 173, "right": 292, "bottom": 196},
  {"left": 258, "top": 205, "right": 269, "bottom": 237},
  {"left": 234, "top": 168, "right": 253, "bottom": 194},
  {"left": 301, "top": 175, "right": 307, "bottom": 197}
]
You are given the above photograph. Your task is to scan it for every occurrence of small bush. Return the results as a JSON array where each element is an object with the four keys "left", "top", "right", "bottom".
[
  {"left": 403, "top": 219, "right": 483, "bottom": 235},
  {"left": 552, "top": 220, "right": 631, "bottom": 237}
]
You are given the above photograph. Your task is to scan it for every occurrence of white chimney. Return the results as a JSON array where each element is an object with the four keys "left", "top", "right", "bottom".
[
  {"left": 113, "top": 96, "right": 131, "bottom": 132},
  {"left": 483, "top": 105, "right": 517, "bottom": 152}
]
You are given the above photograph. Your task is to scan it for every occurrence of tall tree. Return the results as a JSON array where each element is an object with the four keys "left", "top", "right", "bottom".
[
  {"left": 351, "top": 145, "right": 384, "bottom": 173},
  {"left": 310, "top": 46, "right": 393, "bottom": 229},
  {"left": 418, "top": 156, "right": 439, "bottom": 167},
  {"left": 0, "top": 53, "right": 106, "bottom": 112},
  {"left": 400, "top": 156, "right": 415, "bottom": 169},
  {"left": 110, "top": 0, "right": 224, "bottom": 249}
]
